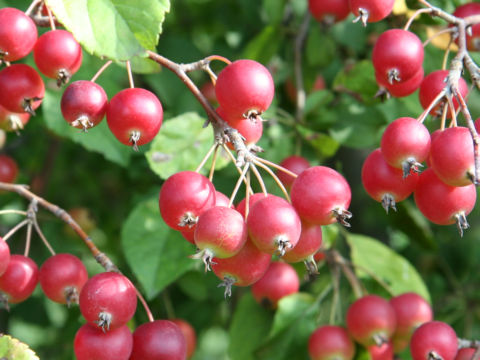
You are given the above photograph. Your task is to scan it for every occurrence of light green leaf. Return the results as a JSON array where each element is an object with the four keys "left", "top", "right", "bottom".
[
  {"left": 121, "top": 197, "right": 195, "bottom": 300},
  {"left": 42, "top": 90, "right": 132, "bottom": 167},
  {"left": 346, "top": 233, "right": 431, "bottom": 303},
  {"left": 228, "top": 293, "right": 273, "bottom": 360},
  {"left": 0, "top": 335, "right": 39, "bottom": 360},
  {"left": 333, "top": 60, "right": 379, "bottom": 104},
  {"left": 268, "top": 293, "right": 315, "bottom": 338},
  {"left": 145, "top": 112, "right": 229, "bottom": 179},
  {"left": 45, "top": 0, "right": 170, "bottom": 71}
]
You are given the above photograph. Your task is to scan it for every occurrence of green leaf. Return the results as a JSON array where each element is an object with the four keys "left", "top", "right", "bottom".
[
  {"left": 262, "top": 0, "right": 287, "bottom": 24},
  {"left": 346, "top": 233, "right": 431, "bottom": 303},
  {"left": 297, "top": 126, "right": 340, "bottom": 158},
  {"left": 306, "top": 27, "right": 336, "bottom": 68},
  {"left": 0, "top": 335, "right": 39, "bottom": 360},
  {"left": 121, "top": 197, "right": 195, "bottom": 300},
  {"left": 255, "top": 293, "right": 319, "bottom": 360},
  {"left": 45, "top": 0, "right": 170, "bottom": 71},
  {"left": 145, "top": 112, "right": 229, "bottom": 180},
  {"left": 228, "top": 293, "right": 274, "bottom": 360},
  {"left": 42, "top": 90, "right": 132, "bottom": 167},
  {"left": 333, "top": 60, "right": 379, "bottom": 105},
  {"left": 243, "top": 26, "right": 282, "bottom": 64}
]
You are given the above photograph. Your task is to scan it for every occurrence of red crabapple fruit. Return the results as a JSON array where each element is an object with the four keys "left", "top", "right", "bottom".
[
  {"left": 39, "top": 253, "right": 88, "bottom": 305},
  {"left": 74, "top": 323, "right": 133, "bottom": 360},
  {"left": 247, "top": 195, "right": 301, "bottom": 255},
  {"left": 0, "top": 8, "right": 37, "bottom": 62},
  {"left": 79, "top": 272, "right": 137, "bottom": 331},
  {"left": 61, "top": 80, "right": 108, "bottom": 130},
  {"left": 130, "top": 320, "right": 187, "bottom": 360},
  {"left": 380, "top": 117, "right": 431, "bottom": 177},
  {"left": 308, "top": 0, "right": 351, "bottom": 23},
  {"left": 282, "top": 221, "right": 322, "bottom": 274},
  {"left": 276, "top": 155, "right": 310, "bottom": 190},
  {"left": 414, "top": 168, "right": 476, "bottom": 236},
  {"left": 0, "top": 104, "right": 30, "bottom": 133},
  {"left": 33, "top": 30, "right": 83, "bottom": 85},
  {"left": 453, "top": 3, "right": 480, "bottom": 51},
  {"left": 389, "top": 292, "right": 433, "bottom": 352},
  {"left": 159, "top": 171, "right": 216, "bottom": 231},
  {"left": 212, "top": 239, "right": 271, "bottom": 297},
  {"left": 346, "top": 295, "right": 396, "bottom": 346},
  {"left": 308, "top": 325, "right": 355, "bottom": 360},
  {"left": 0, "top": 255, "right": 38, "bottom": 306},
  {"left": 251, "top": 261, "right": 300, "bottom": 309},
  {"left": 106, "top": 88, "right": 163, "bottom": 150},
  {"left": 0, "top": 237, "right": 9, "bottom": 277},
  {"left": 193, "top": 206, "right": 248, "bottom": 271},
  {"left": 171, "top": 319, "right": 197, "bottom": 359},
  {"left": 0, "top": 154, "right": 18, "bottom": 183},
  {"left": 349, "top": 0, "right": 395, "bottom": 25},
  {"left": 291, "top": 166, "right": 352, "bottom": 226},
  {"left": 215, "top": 59, "right": 274, "bottom": 120},
  {"left": 362, "top": 148, "right": 419, "bottom": 212},
  {"left": 410, "top": 321, "right": 458, "bottom": 360}
]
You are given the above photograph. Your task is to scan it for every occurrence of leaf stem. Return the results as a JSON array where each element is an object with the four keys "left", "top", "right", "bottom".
[{"left": 90, "top": 60, "right": 113, "bottom": 83}]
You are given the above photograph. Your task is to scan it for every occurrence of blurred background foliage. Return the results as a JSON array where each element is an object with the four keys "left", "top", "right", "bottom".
[{"left": 1, "top": 0, "right": 480, "bottom": 359}]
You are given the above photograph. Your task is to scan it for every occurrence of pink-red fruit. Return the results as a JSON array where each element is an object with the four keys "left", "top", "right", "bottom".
[
  {"left": 308, "top": 325, "right": 355, "bottom": 360},
  {"left": 0, "top": 8, "right": 38, "bottom": 62},
  {"left": 410, "top": 321, "right": 458, "bottom": 360},
  {"left": 0, "top": 255, "right": 38, "bottom": 304}
]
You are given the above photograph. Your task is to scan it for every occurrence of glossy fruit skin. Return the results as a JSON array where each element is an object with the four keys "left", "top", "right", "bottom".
[
  {"left": 282, "top": 222, "right": 322, "bottom": 264},
  {"left": 39, "top": 253, "right": 88, "bottom": 304},
  {"left": 211, "top": 238, "right": 272, "bottom": 287},
  {"left": 453, "top": 3, "right": 480, "bottom": 51},
  {"left": 291, "top": 166, "right": 351, "bottom": 225},
  {"left": 74, "top": 323, "right": 133, "bottom": 360},
  {"left": 308, "top": 325, "right": 355, "bottom": 360},
  {"left": 0, "top": 8, "right": 37, "bottom": 62},
  {"left": 159, "top": 171, "right": 216, "bottom": 231},
  {"left": 414, "top": 169, "right": 476, "bottom": 225},
  {"left": 389, "top": 293, "right": 433, "bottom": 352},
  {"left": 236, "top": 193, "right": 270, "bottom": 218},
  {"left": 308, "top": 0, "right": 351, "bottom": 23},
  {"left": 345, "top": 295, "right": 397, "bottom": 347},
  {"left": 0, "top": 64, "right": 45, "bottom": 114},
  {"left": 276, "top": 155, "right": 310, "bottom": 190},
  {"left": 171, "top": 319, "right": 197, "bottom": 359},
  {"left": 349, "top": 0, "right": 395, "bottom": 22},
  {"left": 251, "top": 262, "right": 300, "bottom": 309},
  {"left": 79, "top": 272, "right": 137, "bottom": 330},
  {"left": 194, "top": 206, "right": 248, "bottom": 258},
  {"left": 226, "top": 116, "right": 263, "bottom": 150},
  {"left": 455, "top": 348, "right": 476, "bottom": 360},
  {"left": 106, "top": 88, "right": 163, "bottom": 147},
  {"left": 430, "top": 127, "right": 475, "bottom": 187},
  {"left": 0, "top": 154, "right": 18, "bottom": 183},
  {"left": 362, "top": 149, "right": 419, "bottom": 204},
  {"left": 380, "top": 117, "right": 431, "bottom": 170},
  {"left": 373, "top": 30, "right": 424, "bottom": 84},
  {"left": 368, "top": 341, "right": 394, "bottom": 360},
  {"left": 214, "top": 191, "right": 231, "bottom": 208},
  {"left": 419, "top": 70, "right": 468, "bottom": 117},
  {"left": 0, "top": 104, "right": 30, "bottom": 132},
  {"left": 247, "top": 195, "right": 302, "bottom": 255},
  {"left": 215, "top": 59, "right": 274, "bottom": 118},
  {"left": 0, "top": 237, "right": 10, "bottom": 277},
  {"left": 0, "top": 255, "right": 38, "bottom": 304},
  {"left": 61, "top": 80, "right": 108, "bottom": 129},
  {"left": 33, "top": 30, "right": 83, "bottom": 80},
  {"left": 376, "top": 67, "right": 424, "bottom": 98},
  {"left": 130, "top": 320, "right": 187, "bottom": 360},
  {"left": 410, "top": 321, "right": 458, "bottom": 360}
]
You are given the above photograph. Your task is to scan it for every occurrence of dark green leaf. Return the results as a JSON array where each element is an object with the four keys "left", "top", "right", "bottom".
[
  {"left": 0, "top": 335, "right": 39, "bottom": 360},
  {"left": 243, "top": 26, "right": 282, "bottom": 64},
  {"left": 346, "top": 233, "right": 431, "bottom": 303},
  {"left": 42, "top": 90, "right": 132, "bottom": 167},
  {"left": 145, "top": 112, "right": 229, "bottom": 179},
  {"left": 306, "top": 27, "right": 336, "bottom": 68},
  {"left": 262, "top": 0, "right": 287, "bottom": 24},
  {"left": 121, "top": 198, "right": 195, "bottom": 300},
  {"left": 228, "top": 293, "right": 273, "bottom": 360},
  {"left": 333, "top": 60, "right": 379, "bottom": 104},
  {"left": 297, "top": 126, "right": 340, "bottom": 158}
]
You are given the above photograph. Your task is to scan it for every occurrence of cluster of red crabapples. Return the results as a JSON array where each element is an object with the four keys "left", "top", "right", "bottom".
[
  {"left": 0, "top": 235, "right": 195, "bottom": 359},
  {"left": 308, "top": 292, "right": 468, "bottom": 360},
  {"left": 158, "top": 160, "right": 352, "bottom": 297},
  {"left": 0, "top": 5, "right": 164, "bottom": 151}
]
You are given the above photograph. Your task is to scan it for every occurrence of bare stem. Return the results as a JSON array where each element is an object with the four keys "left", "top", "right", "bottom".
[
  {"left": 254, "top": 157, "right": 298, "bottom": 179},
  {"left": 0, "top": 210, "right": 27, "bottom": 216},
  {"left": 208, "top": 145, "right": 219, "bottom": 182},
  {"left": 91, "top": 60, "right": 113, "bottom": 83},
  {"left": 250, "top": 163, "right": 268, "bottom": 196},
  {"left": 253, "top": 159, "right": 291, "bottom": 203},
  {"left": 404, "top": 8, "right": 433, "bottom": 31},
  {"left": 228, "top": 163, "right": 250, "bottom": 209},
  {"left": 24, "top": 222, "right": 32, "bottom": 257},
  {"left": 136, "top": 288, "right": 154, "bottom": 323},
  {"left": 2, "top": 219, "right": 29, "bottom": 242},
  {"left": 32, "top": 219, "right": 56, "bottom": 256},
  {"left": 126, "top": 61, "right": 134, "bottom": 88}
]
